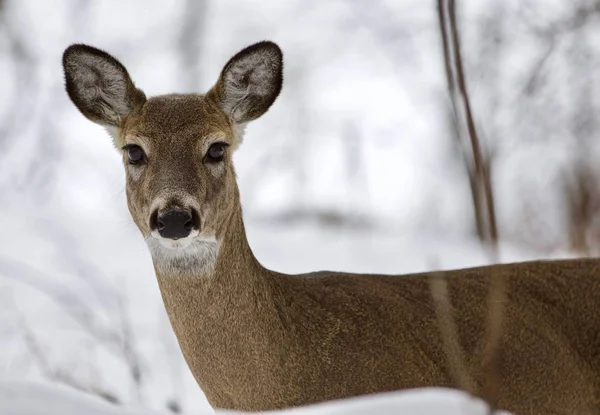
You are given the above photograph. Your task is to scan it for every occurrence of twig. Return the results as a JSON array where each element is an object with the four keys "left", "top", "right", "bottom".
[
  {"left": 480, "top": 268, "right": 507, "bottom": 412},
  {"left": 428, "top": 272, "right": 476, "bottom": 395},
  {"left": 15, "top": 310, "right": 54, "bottom": 378},
  {"left": 15, "top": 306, "right": 121, "bottom": 404},
  {"left": 116, "top": 290, "right": 144, "bottom": 404},
  {"left": 437, "top": 0, "right": 455, "bottom": 96},
  {"left": 447, "top": 0, "right": 498, "bottom": 247},
  {"left": 0, "top": 256, "right": 145, "bottom": 402},
  {"left": 429, "top": 262, "right": 506, "bottom": 414},
  {"left": 438, "top": 0, "right": 487, "bottom": 242},
  {"left": 438, "top": 0, "right": 499, "bottom": 247}
]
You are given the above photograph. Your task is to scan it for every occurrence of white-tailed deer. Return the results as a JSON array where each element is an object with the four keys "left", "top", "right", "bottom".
[{"left": 62, "top": 41, "right": 600, "bottom": 414}]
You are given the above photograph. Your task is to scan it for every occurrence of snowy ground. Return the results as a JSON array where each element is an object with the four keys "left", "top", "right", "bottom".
[
  {"left": 0, "top": 381, "right": 164, "bottom": 415},
  {"left": 0, "top": 381, "right": 505, "bottom": 415}
]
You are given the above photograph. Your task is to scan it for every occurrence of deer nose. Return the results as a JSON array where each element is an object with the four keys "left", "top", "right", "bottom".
[{"left": 154, "top": 209, "right": 194, "bottom": 240}]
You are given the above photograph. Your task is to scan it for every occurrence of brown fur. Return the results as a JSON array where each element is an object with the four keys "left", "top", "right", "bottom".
[
  {"left": 63, "top": 42, "right": 600, "bottom": 414},
  {"left": 162, "top": 224, "right": 600, "bottom": 414},
  {"left": 119, "top": 94, "right": 236, "bottom": 239}
]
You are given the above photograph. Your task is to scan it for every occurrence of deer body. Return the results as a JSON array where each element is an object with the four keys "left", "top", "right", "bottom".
[
  {"left": 62, "top": 41, "right": 600, "bottom": 414},
  {"left": 159, "top": 205, "right": 600, "bottom": 413}
]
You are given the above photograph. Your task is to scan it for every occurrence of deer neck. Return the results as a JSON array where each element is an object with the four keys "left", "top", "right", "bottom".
[{"left": 150, "top": 198, "right": 281, "bottom": 331}]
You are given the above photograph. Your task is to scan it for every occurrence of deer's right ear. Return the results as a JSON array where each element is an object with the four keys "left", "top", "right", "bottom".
[{"left": 62, "top": 44, "right": 146, "bottom": 128}]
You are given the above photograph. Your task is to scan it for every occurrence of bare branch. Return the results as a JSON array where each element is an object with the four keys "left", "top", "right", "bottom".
[
  {"left": 16, "top": 310, "right": 54, "bottom": 379},
  {"left": 116, "top": 290, "right": 145, "bottom": 404},
  {"left": 438, "top": 0, "right": 497, "bottom": 243},
  {"left": 15, "top": 306, "right": 121, "bottom": 404},
  {"left": 437, "top": 0, "right": 455, "bottom": 96},
  {"left": 480, "top": 269, "right": 507, "bottom": 412},
  {"left": 437, "top": 0, "right": 499, "bottom": 249},
  {"left": 447, "top": 0, "right": 498, "bottom": 246},
  {"left": 428, "top": 272, "right": 476, "bottom": 395},
  {"left": 0, "top": 255, "right": 147, "bottom": 401}
]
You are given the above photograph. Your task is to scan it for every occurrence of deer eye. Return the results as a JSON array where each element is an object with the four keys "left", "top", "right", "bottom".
[
  {"left": 123, "top": 144, "right": 145, "bottom": 165},
  {"left": 206, "top": 142, "right": 228, "bottom": 163}
]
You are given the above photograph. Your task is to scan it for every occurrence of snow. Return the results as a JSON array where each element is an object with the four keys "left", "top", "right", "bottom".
[
  {"left": 0, "top": 381, "right": 167, "bottom": 415},
  {"left": 0, "top": 381, "right": 506, "bottom": 415}
]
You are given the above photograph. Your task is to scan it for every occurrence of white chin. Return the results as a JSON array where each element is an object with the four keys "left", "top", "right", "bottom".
[
  {"left": 149, "top": 230, "right": 199, "bottom": 250},
  {"left": 145, "top": 231, "right": 220, "bottom": 275}
]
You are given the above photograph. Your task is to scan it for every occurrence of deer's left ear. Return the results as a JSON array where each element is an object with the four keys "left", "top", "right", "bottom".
[{"left": 207, "top": 41, "right": 283, "bottom": 124}]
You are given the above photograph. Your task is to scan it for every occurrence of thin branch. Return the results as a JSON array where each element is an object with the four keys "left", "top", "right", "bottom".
[
  {"left": 437, "top": 0, "right": 486, "bottom": 240},
  {"left": 116, "top": 290, "right": 144, "bottom": 404},
  {"left": 480, "top": 269, "right": 507, "bottom": 411},
  {"left": 428, "top": 272, "right": 476, "bottom": 395},
  {"left": 15, "top": 306, "right": 121, "bottom": 404},
  {"left": 429, "top": 264, "right": 506, "bottom": 414},
  {"left": 16, "top": 310, "right": 54, "bottom": 379},
  {"left": 447, "top": 0, "right": 499, "bottom": 247},
  {"left": 437, "top": 0, "right": 455, "bottom": 96},
  {"left": 0, "top": 256, "right": 144, "bottom": 393},
  {"left": 521, "top": 37, "right": 558, "bottom": 96}
]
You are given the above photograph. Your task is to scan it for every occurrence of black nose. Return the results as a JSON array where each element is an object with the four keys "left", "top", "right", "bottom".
[{"left": 155, "top": 209, "right": 194, "bottom": 240}]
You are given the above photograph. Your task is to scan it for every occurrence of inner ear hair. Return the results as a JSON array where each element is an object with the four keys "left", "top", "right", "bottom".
[
  {"left": 63, "top": 44, "right": 146, "bottom": 127},
  {"left": 209, "top": 41, "right": 283, "bottom": 124}
]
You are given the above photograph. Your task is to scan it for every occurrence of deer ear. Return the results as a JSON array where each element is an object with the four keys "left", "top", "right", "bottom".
[
  {"left": 62, "top": 44, "right": 146, "bottom": 127},
  {"left": 208, "top": 41, "right": 283, "bottom": 124}
]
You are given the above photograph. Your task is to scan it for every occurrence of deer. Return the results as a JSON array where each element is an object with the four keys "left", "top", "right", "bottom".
[{"left": 62, "top": 41, "right": 600, "bottom": 414}]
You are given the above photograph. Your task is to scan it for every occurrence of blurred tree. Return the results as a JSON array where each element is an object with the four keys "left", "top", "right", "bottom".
[
  {"left": 178, "top": 0, "right": 208, "bottom": 90},
  {"left": 0, "top": 0, "right": 38, "bottom": 157}
]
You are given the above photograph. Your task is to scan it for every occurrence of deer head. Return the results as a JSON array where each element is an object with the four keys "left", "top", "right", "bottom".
[{"left": 62, "top": 42, "right": 283, "bottom": 275}]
